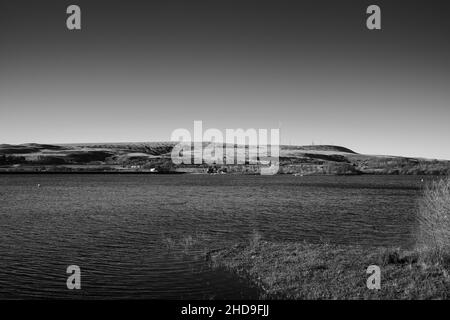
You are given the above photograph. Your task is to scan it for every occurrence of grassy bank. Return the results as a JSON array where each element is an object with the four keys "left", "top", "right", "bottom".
[{"left": 208, "top": 240, "right": 450, "bottom": 299}]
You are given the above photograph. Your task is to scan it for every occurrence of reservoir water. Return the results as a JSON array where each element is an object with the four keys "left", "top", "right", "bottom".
[{"left": 0, "top": 174, "right": 430, "bottom": 298}]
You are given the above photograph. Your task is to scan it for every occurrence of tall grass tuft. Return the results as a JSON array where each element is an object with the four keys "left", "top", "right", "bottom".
[
  {"left": 249, "top": 230, "right": 263, "bottom": 250},
  {"left": 417, "top": 177, "right": 450, "bottom": 256}
]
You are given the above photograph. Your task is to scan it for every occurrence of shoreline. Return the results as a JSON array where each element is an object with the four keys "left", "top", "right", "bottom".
[
  {"left": 0, "top": 171, "right": 187, "bottom": 175},
  {"left": 0, "top": 170, "right": 445, "bottom": 176}
]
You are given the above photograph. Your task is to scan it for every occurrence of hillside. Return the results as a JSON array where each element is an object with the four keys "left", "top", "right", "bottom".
[{"left": 0, "top": 142, "right": 449, "bottom": 175}]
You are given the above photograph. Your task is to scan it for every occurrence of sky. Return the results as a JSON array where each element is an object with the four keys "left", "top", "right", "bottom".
[{"left": 0, "top": 0, "right": 449, "bottom": 159}]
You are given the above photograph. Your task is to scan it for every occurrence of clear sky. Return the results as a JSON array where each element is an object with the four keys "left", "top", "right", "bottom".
[{"left": 1, "top": 0, "right": 449, "bottom": 159}]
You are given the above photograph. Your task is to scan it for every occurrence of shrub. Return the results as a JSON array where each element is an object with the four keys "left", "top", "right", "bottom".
[{"left": 417, "top": 177, "right": 450, "bottom": 253}]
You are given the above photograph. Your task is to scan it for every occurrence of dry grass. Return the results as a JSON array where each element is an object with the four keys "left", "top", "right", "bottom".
[
  {"left": 417, "top": 177, "right": 450, "bottom": 254},
  {"left": 209, "top": 240, "right": 450, "bottom": 299}
]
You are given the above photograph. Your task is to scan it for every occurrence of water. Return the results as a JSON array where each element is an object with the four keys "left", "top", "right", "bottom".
[{"left": 0, "top": 174, "right": 432, "bottom": 299}]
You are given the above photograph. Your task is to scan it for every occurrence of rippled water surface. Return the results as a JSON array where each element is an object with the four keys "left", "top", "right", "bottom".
[{"left": 0, "top": 174, "right": 431, "bottom": 298}]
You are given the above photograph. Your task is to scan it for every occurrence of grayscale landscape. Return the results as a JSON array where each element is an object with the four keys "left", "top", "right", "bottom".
[{"left": 1, "top": 0, "right": 449, "bottom": 301}]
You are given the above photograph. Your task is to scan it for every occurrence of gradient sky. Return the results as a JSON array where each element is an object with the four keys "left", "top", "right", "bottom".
[{"left": 1, "top": 0, "right": 449, "bottom": 159}]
